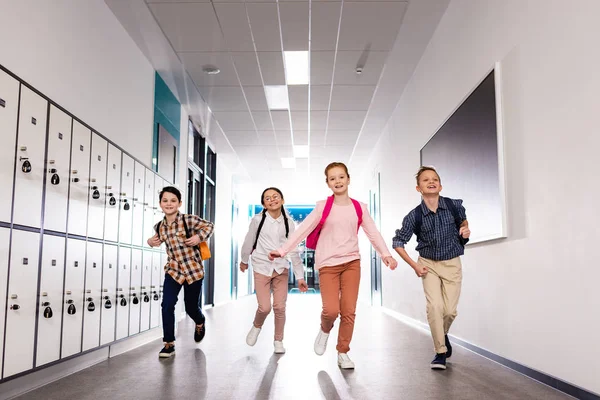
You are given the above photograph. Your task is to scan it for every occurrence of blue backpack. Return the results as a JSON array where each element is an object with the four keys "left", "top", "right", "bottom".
[{"left": 413, "top": 197, "right": 469, "bottom": 246}]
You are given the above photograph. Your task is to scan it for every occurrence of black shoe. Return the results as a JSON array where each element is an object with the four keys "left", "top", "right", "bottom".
[
  {"left": 159, "top": 343, "right": 175, "bottom": 358},
  {"left": 194, "top": 322, "right": 206, "bottom": 343},
  {"left": 445, "top": 334, "right": 452, "bottom": 358},
  {"left": 430, "top": 353, "right": 447, "bottom": 370}
]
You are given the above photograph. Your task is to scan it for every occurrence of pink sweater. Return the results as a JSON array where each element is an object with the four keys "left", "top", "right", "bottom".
[{"left": 278, "top": 199, "right": 391, "bottom": 269}]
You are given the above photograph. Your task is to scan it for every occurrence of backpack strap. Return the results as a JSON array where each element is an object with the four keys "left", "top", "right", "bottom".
[
  {"left": 181, "top": 214, "right": 191, "bottom": 238},
  {"left": 252, "top": 211, "right": 268, "bottom": 251},
  {"left": 413, "top": 204, "right": 423, "bottom": 242},
  {"left": 155, "top": 220, "right": 162, "bottom": 236},
  {"left": 350, "top": 199, "right": 363, "bottom": 232},
  {"left": 443, "top": 197, "right": 469, "bottom": 245},
  {"left": 320, "top": 195, "right": 335, "bottom": 225}
]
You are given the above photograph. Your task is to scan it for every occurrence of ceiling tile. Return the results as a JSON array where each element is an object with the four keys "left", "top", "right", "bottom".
[
  {"left": 310, "top": 85, "right": 331, "bottom": 111},
  {"left": 333, "top": 51, "right": 389, "bottom": 85},
  {"left": 310, "top": 51, "right": 335, "bottom": 85},
  {"left": 311, "top": 111, "right": 328, "bottom": 131},
  {"left": 257, "top": 52, "right": 286, "bottom": 85},
  {"left": 311, "top": 2, "right": 342, "bottom": 51},
  {"left": 325, "top": 130, "right": 360, "bottom": 145},
  {"left": 257, "top": 130, "right": 277, "bottom": 146},
  {"left": 291, "top": 111, "right": 309, "bottom": 131},
  {"left": 224, "top": 131, "right": 260, "bottom": 146},
  {"left": 271, "top": 110, "right": 291, "bottom": 131},
  {"left": 243, "top": 86, "right": 268, "bottom": 111},
  {"left": 179, "top": 52, "right": 238, "bottom": 87},
  {"left": 327, "top": 110, "right": 367, "bottom": 130},
  {"left": 308, "top": 131, "right": 326, "bottom": 146},
  {"left": 231, "top": 52, "right": 263, "bottom": 86},
  {"left": 251, "top": 111, "right": 274, "bottom": 131},
  {"left": 337, "top": 2, "right": 407, "bottom": 51},
  {"left": 279, "top": 2, "right": 309, "bottom": 51},
  {"left": 149, "top": 3, "right": 225, "bottom": 52},
  {"left": 247, "top": 3, "right": 282, "bottom": 52},
  {"left": 289, "top": 86, "right": 308, "bottom": 111},
  {"left": 199, "top": 86, "right": 248, "bottom": 112},
  {"left": 275, "top": 131, "right": 293, "bottom": 145},
  {"left": 330, "top": 85, "right": 376, "bottom": 110},
  {"left": 293, "top": 130, "right": 309, "bottom": 145},
  {"left": 213, "top": 4, "right": 255, "bottom": 52},
  {"left": 212, "top": 111, "right": 254, "bottom": 131},
  {"left": 278, "top": 145, "right": 294, "bottom": 158}
]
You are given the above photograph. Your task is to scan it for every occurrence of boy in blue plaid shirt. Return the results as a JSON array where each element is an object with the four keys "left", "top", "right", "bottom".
[{"left": 393, "top": 166, "right": 470, "bottom": 370}]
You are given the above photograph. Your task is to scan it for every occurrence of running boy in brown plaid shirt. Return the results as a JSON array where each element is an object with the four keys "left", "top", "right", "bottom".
[{"left": 147, "top": 186, "right": 214, "bottom": 358}]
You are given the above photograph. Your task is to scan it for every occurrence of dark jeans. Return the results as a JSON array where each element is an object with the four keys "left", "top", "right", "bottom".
[{"left": 162, "top": 273, "right": 205, "bottom": 343}]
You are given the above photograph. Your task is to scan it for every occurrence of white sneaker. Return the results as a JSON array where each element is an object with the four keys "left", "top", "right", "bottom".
[
  {"left": 337, "top": 353, "right": 355, "bottom": 369},
  {"left": 314, "top": 329, "right": 330, "bottom": 356},
  {"left": 273, "top": 341, "right": 286, "bottom": 354},
  {"left": 246, "top": 326, "right": 261, "bottom": 346}
]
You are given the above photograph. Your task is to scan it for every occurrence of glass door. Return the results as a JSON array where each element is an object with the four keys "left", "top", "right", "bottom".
[{"left": 370, "top": 173, "right": 383, "bottom": 306}]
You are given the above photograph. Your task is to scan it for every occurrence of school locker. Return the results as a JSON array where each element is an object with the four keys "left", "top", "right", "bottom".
[
  {"left": 140, "top": 250, "right": 152, "bottom": 331},
  {"left": 0, "top": 228, "right": 11, "bottom": 378},
  {"left": 129, "top": 248, "right": 143, "bottom": 335},
  {"left": 87, "top": 134, "right": 108, "bottom": 239},
  {"left": 142, "top": 169, "right": 155, "bottom": 249},
  {"left": 118, "top": 154, "right": 134, "bottom": 244},
  {"left": 12, "top": 86, "right": 47, "bottom": 229},
  {"left": 104, "top": 144, "right": 121, "bottom": 242},
  {"left": 61, "top": 238, "right": 86, "bottom": 358},
  {"left": 154, "top": 175, "right": 165, "bottom": 226},
  {"left": 100, "top": 244, "right": 118, "bottom": 346},
  {"left": 36, "top": 235, "right": 66, "bottom": 367},
  {"left": 4, "top": 230, "right": 41, "bottom": 377},
  {"left": 43, "top": 106, "right": 72, "bottom": 233},
  {"left": 0, "top": 71, "right": 19, "bottom": 224},
  {"left": 150, "top": 251, "right": 162, "bottom": 328},
  {"left": 131, "top": 162, "right": 145, "bottom": 247},
  {"left": 116, "top": 246, "right": 131, "bottom": 340},
  {"left": 68, "top": 121, "right": 91, "bottom": 237},
  {"left": 82, "top": 241, "right": 103, "bottom": 351}
]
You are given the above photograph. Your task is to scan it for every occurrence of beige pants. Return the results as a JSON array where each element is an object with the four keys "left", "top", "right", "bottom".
[
  {"left": 253, "top": 270, "right": 289, "bottom": 341},
  {"left": 419, "top": 256, "right": 462, "bottom": 354}
]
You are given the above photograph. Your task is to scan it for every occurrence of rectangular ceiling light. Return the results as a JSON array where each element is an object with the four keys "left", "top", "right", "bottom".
[
  {"left": 284, "top": 51, "right": 309, "bottom": 85},
  {"left": 281, "top": 157, "right": 296, "bottom": 169},
  {"left": 264, "top": 85, "right": 290, "bottom": 110},
  {"left": 293, "top": 145, "right": 309, "bottom": 158}
]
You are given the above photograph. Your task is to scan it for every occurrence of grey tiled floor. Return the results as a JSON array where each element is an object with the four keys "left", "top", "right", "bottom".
[{"left": 16, "top": 294, "right": 572, "bottom": 400}]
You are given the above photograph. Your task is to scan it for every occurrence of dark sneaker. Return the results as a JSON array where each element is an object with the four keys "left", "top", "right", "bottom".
[
  {"left": 194, "top": 323, "right": 206, "bottom": 343},
  {"left": 159, "top": 343, "right": 175, "bottom": 358},
  {"left": 431, "top": 353, "right": 447, "bottom": 370},
  {"left": 445, "top": 334, "right": 452, "bottom": 358}
]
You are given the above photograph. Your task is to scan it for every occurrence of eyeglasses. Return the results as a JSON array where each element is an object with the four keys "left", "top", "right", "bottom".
[{"left": 264, "top": 194, "right": 281, "bottom": 202}]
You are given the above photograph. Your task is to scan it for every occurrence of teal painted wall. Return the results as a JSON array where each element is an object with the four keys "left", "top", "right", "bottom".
[{"left": 153, "top": 72, "right": 181, "bottom": 171}]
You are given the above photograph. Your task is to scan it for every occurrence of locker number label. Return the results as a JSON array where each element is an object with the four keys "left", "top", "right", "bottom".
[
  {"left": 93, "top": 262, "right": 97, "bottom": 268},
  {"left": 0, "top": 98, "right": 5, "bottom": 108},
  {"left": 80, "top": 145, "right": 84, "bottom": 152},
  {"left": 113, "top": 164, "right": 116, "bottom": 170},
  {"left": 52, "top": 259, "right": 57, "bottom": 266},
  {"left": 74, "top": 261, "right": 79, "bottom": 267},
  {"left": 23, "top": 258, "right": 29, "bottom": 265},
  {"left": 98, "top": 155, "right": 101, "bottom": 161},
  {"left": 31, "top": 117, "right": 37, "bottom": 125},
  {"left": 58, "top": 132, "right": 63, "bottom": 140}
]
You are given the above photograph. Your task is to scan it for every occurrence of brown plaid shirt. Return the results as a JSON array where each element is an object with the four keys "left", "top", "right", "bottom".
[{"left": 156, "top": 213, "right": 214, "bottom": 285}]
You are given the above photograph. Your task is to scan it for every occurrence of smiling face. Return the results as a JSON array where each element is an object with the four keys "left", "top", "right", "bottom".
[
  {"left": 416, "top": 169, "right": 442, "bottom": 196},
  {"left": 262, "top": 189, "right": 284, "bottom": 212},
  {"left": 326, "top": 166, "right": 350, "bottom": 196},
  {"left": 160, "top": 192, "right": 182, "bottom": 217}
]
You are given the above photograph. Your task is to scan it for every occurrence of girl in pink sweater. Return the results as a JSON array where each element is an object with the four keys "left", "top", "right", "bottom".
[{"left": 269, "top": 162, "right": 397, "bottom": 369}]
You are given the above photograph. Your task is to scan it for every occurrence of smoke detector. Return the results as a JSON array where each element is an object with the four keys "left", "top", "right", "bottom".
[{"left": 202, "top": 65, "right": 220, "bottom": 75}]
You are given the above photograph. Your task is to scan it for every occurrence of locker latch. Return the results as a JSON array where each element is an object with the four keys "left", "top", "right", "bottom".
[
  {"left": 10, "top": 304, "right": 20, "bottom": 310},
  {"left": 43, "top": 305, "right": 53, "bottom": 319},
  {"left": 103, "top": 296, "right": 112, "bottom": 309},
  {"left": 20, "top": 157, "right": 31, "bottom": 173},
  {"left": 87, "top": 298, "right": 95, "bottom": 312}
]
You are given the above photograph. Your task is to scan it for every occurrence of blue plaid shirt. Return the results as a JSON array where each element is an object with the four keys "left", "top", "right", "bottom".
[{"left": 392, "top": 197, "right": 467, "bottom": 261}]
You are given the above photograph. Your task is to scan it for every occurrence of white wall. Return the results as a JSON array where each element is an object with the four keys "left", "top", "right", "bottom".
[
  {"left": 364, "top": 0, "right": 600, "bottom": 394},
  {"left": 213, "top": 158, "right": 233, "bottom": 306},
  {"left": 0, "top": 0, "right": 154, "bottom": 166}
]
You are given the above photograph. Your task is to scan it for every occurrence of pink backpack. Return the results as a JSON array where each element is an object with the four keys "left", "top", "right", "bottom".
[{"left": 305, "top": 196, "right": 363, "bottom": 250}]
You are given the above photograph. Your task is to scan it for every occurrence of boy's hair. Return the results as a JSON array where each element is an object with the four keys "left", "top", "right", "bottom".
[
  {"left": 416, "top": 166, "right": 441, "bottom": 184},
  {"left": 260, "top": 187, "right": 285, "bottom": 207},
  {"left": 324, "top": 162, "right": 350, "bottom": 181},
  {"left": 159, "top": 186, "right": 182, "bottom": 202}
]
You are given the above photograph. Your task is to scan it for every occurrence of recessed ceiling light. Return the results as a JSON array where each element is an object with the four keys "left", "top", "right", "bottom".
[
  {"left": 293, "top": 145, "right": 309, "bottom": 158},
  {"left": 202, "top": 65, "right": 220, "bottom": 75},
  {"left": 281, "top": 157, "right": 296, "bottom": 169},
  {"left": 284, "top": 51, "right": 309, "bottom": 85},
  {"left": 265, "top": 85, "right": 290, "bottom": 110}
]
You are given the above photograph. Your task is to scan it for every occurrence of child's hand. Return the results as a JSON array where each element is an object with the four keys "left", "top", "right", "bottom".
[
  {"left": 240, "top": 262, "right": 248, "bottom": 272},
  {"left": 383, "top": 256, "right": 398, "bottom": 270},
  {"left": 268, "top": 251, "right": 282, "bottom": 261},
  {"left": 459, "top": 226, "right": 471, "bottom": 238},
  {"left": 147, "top": 234, "right": 161, "bottom": 247},
  {"left": 297, "top": 279, "right": 308, "bottom": 292},
  {"left": 184, "top": 234, "right": 201, "bottom": 247},
  {"left": 413, "top": 263, "right": 428, "bottom": 278}
]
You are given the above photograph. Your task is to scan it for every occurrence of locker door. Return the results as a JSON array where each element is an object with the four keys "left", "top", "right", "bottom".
[
  {"left": 143, "top": 169, "right": 155, "bottom": 249},
  {"left": 100, "top": 244, "right": 118, "bottom": 346},
  {"left": 0, "top": 72, "right": 19, "bottom": 224},
  {"left": 104, "top": 144, "right": 121, "bottom": 242},
  {"left": 131, "top": 162, "right": 145, "bottom": 247},
  {"left": 150, "top": 251, "right": 162, "bottom": 328},
  {"left": 82, "top": 241, "right": 102, "bottom": 351},
  {"left": 129, "top": 248, "right": 142, "bottom": 335},
  {"left": 153, "top": 176, "right": 165, "bottom": 229},
  {"left": 13, "top": 87, "right": 47, "bottom": 228},
  {"left": 140, "top": 250, "right": 152, "bottom": 332},
  {"left": 118, "top": 154, "right": 134, "bottom": 244},
  {"left": 115, "top": 246, "right": 131, "bottom": 340},
  {"left": 36, "top": 235, "right": 66, "bottom": 367},
  {"left": 0, "top": 228, "right": 11, "bottom": 378},
  {"left": 4, "top": 230, "right": 41, "bottom": 377},
  {"left": 68, "top": 121, "right": 91, "bottom": 237},
  {"left": 43, "top": 106, "right": 72, "bottom": 233},
  {"left": 87, "top": 134, "right": 107, "bottom": 239},
  {"left": 61, "top": 238, "right": 86, "bottom": 358}
]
